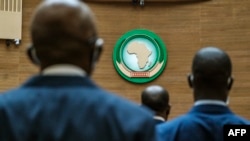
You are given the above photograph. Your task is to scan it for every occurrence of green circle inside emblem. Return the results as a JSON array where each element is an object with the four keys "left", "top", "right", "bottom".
[{"left": 113, "top": 29, "right": 168, "bottom": 84}]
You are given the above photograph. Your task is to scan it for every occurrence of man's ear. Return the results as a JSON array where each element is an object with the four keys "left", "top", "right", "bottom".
[
  {"left": 227, "top": 77, "right": 234, "bottom": 90},
  {"left": 90, "top": 38, "right": 104, "bottom": 71},
  {"left": 166, "top": 105, "right": 171, "bottom": 115},
  {"left": 92, "top": 38, "right": 104, "bottom": 63},
  {"left": 26, "top": 45, "right": 40, "bottom": 65},
  {"left": 188, "top": 74, "right": 194, "bottom": 88},
  {"left": 92, "top": 45, "right": 103, "bottom": 63}
]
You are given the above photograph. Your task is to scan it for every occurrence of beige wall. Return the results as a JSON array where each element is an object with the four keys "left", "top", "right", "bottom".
[{"left": 0, "top": 0, "right": 249, "bottom": 120}]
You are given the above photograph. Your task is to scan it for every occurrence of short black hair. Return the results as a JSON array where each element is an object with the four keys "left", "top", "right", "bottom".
[{"left": 141, "top": 86, "right": 169, "bottom": 112}]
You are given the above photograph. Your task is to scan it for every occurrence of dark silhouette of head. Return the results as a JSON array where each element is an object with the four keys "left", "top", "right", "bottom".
[
  {"left": 141, "top": 85, "right": 170, "bottom": 121},
  {"left": 188, "top": 47, "right": 233, "bottom": 103},
  {"left": 27, "top": 0, "right": 103, "bottom": 75}
]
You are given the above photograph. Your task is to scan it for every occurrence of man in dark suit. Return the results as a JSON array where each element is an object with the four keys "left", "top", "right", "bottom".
[
  {"left": 157, "top": 47, "right": 250, "bottom": 141},
  {"left": 141, "top": 85, "right": 171, "bottom": 125},
  {"left": 0, "top": 0, "right": 155, "bottom": 141}
]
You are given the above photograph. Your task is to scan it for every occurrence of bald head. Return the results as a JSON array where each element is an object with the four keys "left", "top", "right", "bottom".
[
  {"left": 141, "top": 85, "right": 170, "bottom": 113},
  {"left": 189, "top": 47, "right": 233, "bottom": 101},
  {"left": 192, "top": 47, "right": 232, "bottom": 78},
  {"left": 30, "top": 0, "right": 100, "bottom": 73}
]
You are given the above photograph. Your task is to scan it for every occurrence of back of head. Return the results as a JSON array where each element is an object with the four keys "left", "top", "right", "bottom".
[
  {"left": 141, "top": 85, "right": 170, "bottom": 116},
  {"left": 188, "top": 47, "right": 233, "bottom": 101},
  {"left": 29, "top": 0, "right": 101, "bottom": 73}
]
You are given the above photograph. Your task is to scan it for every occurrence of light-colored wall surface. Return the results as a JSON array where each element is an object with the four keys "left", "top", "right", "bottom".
[{"left": 0, "top": 0, "right": 22, "bottom": 39}]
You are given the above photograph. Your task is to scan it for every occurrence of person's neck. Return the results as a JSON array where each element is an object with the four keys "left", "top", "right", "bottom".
[
  {"left": 156, "top": 112, "right": 167, "bottom": 121},
  {"left": 194, "top": 97, "right": 227, "bottom": 102},
  {"left": 194, "top": 99, "right": 228, "bottom": 106},
  {"left": 153, "top": 116, "right": 165, "bottom": 122},
  {"left": 41, "top": 62, "right": 89, "bottom": 73},
  {"left": 41, "top": 64, "right": 87, "bottom": 76},
  {"left": 194, "top": 90, "right": 228, "bottom": 102}
]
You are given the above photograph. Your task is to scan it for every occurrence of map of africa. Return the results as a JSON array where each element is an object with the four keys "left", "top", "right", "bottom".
[{"left": 127, "top": 42, "right": 152, "bottom": 69}]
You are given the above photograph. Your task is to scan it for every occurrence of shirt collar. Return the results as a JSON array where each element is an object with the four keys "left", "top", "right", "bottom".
[
  {"left": 41, "top": 64, "right": 86, "bottom": 76},
  {"left": 194, "top": 100, "right": 227, "bottom": 107},
  {"left": 153, "top": 116, "right": 165, "bottom": 122}
]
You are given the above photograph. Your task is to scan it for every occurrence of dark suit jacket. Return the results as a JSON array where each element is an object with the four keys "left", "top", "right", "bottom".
[
  {"left": 157, "top": 104, "right": 250, "bottom": 141},
  {"left": 0, "top": 75, "right": 155, "bottom": 141}
]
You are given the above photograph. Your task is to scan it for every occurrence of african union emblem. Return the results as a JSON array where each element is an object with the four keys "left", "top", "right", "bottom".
[{"left": 113, "top": 29, "right": 168, "bottom": 83}]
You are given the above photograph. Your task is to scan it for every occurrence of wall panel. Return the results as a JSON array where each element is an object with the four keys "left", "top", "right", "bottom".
[{"left": 0, "top": 0, "right": 249, "bottom": 120}]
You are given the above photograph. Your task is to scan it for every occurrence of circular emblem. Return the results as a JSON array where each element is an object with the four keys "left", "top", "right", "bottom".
[{"left": 113, "top": 29, "right": 168, "bottom": 83}]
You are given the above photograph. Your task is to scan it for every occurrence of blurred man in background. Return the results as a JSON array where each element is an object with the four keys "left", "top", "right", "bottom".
[{"left": 141, "top": 85, "right": 171, "bottom": 125}]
